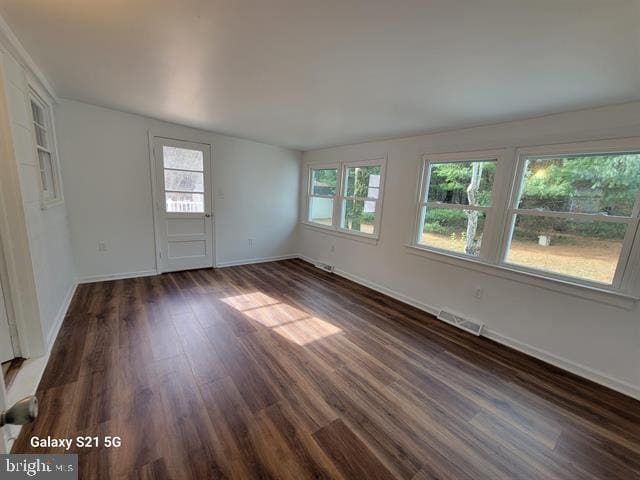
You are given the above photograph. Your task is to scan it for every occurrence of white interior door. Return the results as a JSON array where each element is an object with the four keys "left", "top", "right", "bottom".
[
  {"left": 0, "top": 279, "right": 14, "bottom": 363},
  {"left": 153, "top": 137, "right": 214, "bottom": 273}
]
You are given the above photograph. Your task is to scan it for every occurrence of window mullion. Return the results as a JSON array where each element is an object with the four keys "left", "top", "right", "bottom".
[
  {"left": 334, "top": 165, "right": 345, "bottom": 229},
  {"left": 618, "top": 218, "right": 640, "bottom": 292},
  {"left": 309, "top": 194, "right": 335, "bottom": 200},
  {"left": 512, "top": 209, "right": 632, "bottom": 224},
  {"left": 612, "top": 218, "right": 640, "bottom": 289},
  {"left": 424, "top": 202, "right": 487, "bottom": 212},
  {"left": 491, "top": 147, "right": 522, "bottom": 265}
]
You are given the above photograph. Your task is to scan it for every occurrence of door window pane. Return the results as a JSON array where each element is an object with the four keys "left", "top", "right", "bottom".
[
  {"left": 505, "top": 215, "right": 627, "bottom": 284},
  {"left": 165, "top": 192, "right": 204, "bottom": 213},
  {"left": 164, "top": 170, "right": 204, "bottom": 192},
  {"left": 309, "top": 197, "right": 334, "bottom": 225},
  {"left": 517, "top": 153, "right": 640, "bottom": 216},
  {"left": 163, "top": 146, "right": 204, "bottom": 171},
  {"left": 311, "top": 168, "right": 337, "bottom": 196},
  {"left": 419, "top": 207, "right": 486, "bottom": 256},
  {"left": 342, "top": 199, "right": 377, "bottom": 234},
  {"left": 426, "top": 160, "right": 496, "bottom": 206}
]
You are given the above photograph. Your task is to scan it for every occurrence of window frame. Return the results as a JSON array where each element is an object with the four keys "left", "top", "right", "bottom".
[
  {"left": 306, "top": 162, "right": 339, "bottom": 229},
  {"left": 338, "top": 158, "right": 386, "bottom": 239},
  {"left": 28, "top": 87, "right": 63, "bottom": 209},
  {"left": 161, "top": 145, "right": 206, "bottom": 214},
  {"left": 498, "top": 140, "right": 640, "bottom": 291},
  {"left": 409, "top": 139, "right": 640, "bottom": 299},
  {"left": 303, "top": 156, "right": 387, "bottom": 241},
  {"left": 414, "top": 151, "right": 504, "bottom": 260}
]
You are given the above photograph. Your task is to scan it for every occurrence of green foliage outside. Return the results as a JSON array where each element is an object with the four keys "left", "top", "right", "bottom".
[
  {"left": 312, "top": 169, "right": 337, "bottom": 194},
  {"left": 424, "top": 154, "right": 640, "bottom": 243},
  {"left": 344, "top": 166, "right": 381, "bottom": 230},
  {"left": 520, "top": 155, "right": 640, "bottom": 216},
  {"left": 427, "top": 161, "right": 495, "bottom": 206},
  {"left": 424, "top": 208, "right": 467, "bottom": 234}
]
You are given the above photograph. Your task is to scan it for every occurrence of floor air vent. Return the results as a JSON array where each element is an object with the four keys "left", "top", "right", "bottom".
[
  {"left": 314, "top": 261, "right": 334, "bottom": 273},
  {"left": 438, "top": 310, "right": 484, "bottom": 336}
]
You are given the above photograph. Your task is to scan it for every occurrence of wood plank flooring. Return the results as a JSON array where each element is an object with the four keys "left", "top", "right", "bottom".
[
  {"left": 2, "top": 357, "right": 24, "bottom": 388},
  {"left": 12, "top": 259, "right": 640, "bottom": 479}
]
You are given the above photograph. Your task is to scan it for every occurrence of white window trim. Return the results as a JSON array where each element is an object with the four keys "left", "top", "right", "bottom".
[
  {"left": 304, "top": 161, "right": 339, "bottom": 231},
  {"left": 409, "top": 139, "right": 640, "bottom": 302},
  {"left": 499, "top": 139, "right": 640, "bottom": 292},
  {"left": 413, "top": 149, "right": 505, "bottom": 261},
  {"left": 28, "top": 86, "right": 64, "bottom": 209},
  {"left": 303, "top": 155, "right": 387, "bottom": 242}
]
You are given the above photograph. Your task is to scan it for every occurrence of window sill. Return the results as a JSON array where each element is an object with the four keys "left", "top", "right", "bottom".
[
  {"left": 301, "top": 222, "right": 379, "bottom": 245},
  {"left": 404, "top": 244, "right": 638, "bottom": 310}
]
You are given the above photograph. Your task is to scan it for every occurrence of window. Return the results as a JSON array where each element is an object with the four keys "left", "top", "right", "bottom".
[
  {"left": 308, "top": 167, "right": 337, "bottom": 226},
  {"left": 163, "top": 146, "right": 205, "bottom": 213},
  {"left": 340, "top": 163, "right": 382, "bottom": 235},
  {"left": 504, "top": 150, "right": 640, "bottom": 286},
  {"left": 305, "top": 157, "right": 386, "bottom": 239},
  {"left": 30, "top": 92, "right": 61, "bottom": 206},
  {"left": 411, "top": 141, "right": 640, "bottom": 296},
  {"left": 417, "top": 158, "right": 497, "bottom": 257}
]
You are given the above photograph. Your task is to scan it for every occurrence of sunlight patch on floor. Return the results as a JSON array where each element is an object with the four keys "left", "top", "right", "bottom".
[
  {"left": 273, "top": 317, "right": 342, "bottom": 346},
  {"left": 221, "top": 291, "right": 281, "bottom": 311},
  {"left": 221, "top": 291, "right": 342, "bottom": 345},
  {"left": 243, "top": 303, "right": 309, "bottom": 327}
]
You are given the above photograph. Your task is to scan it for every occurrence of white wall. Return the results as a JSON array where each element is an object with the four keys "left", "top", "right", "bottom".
[
  {"left": 55, "top": 100, "right": 300, "bottom": 281},
  {"left": 300, "top": 102, "right": 640, "bottom": 399},
  {"left": 0, "top": 49, "right": 75, "bottom": 348}
]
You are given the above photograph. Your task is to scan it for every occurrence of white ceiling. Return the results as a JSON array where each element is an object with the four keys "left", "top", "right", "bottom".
[{"left": 1, "top": 0, "right": 639, "bottom": 150}]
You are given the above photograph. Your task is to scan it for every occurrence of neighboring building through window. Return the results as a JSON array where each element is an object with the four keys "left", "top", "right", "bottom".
[
  {"left": 308, "top": 167, "right": 337, "bottom": 226},
  {"left": 162, "top": 146, "right": 205, "bottom": 213}
]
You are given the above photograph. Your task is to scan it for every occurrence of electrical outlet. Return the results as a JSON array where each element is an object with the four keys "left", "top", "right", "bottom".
[
  {"left": 474, "top": 287, "right": 484, "bottom": 299},
  {"left": 98, "top": 241, "right": 107, "bottom": 252},
  {"left": 248, "top": 238, "right": 254, "bottom": 248},
  {"left": 330, "top": 245, "right": 335, "bottom": 252}
]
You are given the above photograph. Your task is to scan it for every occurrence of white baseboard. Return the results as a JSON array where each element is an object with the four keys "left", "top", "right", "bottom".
[
  {"left": 215, "top": 254, "right": 299, "bottom": 268},
  {"left": 77, "top": 255, "right": 301, "bottom": 281},
  {"left": 300, "top": 255, "right": 640, "bottom": 400},
  {"left": 46, "top": 281, "right": 77, "bottom": 350},
  {"left": 333, "top": 267, "right": 440, "bottom": 317},
  {"left": 481, "top": 329, "right": 640, "bottom": 400},
  {"left": 77, "top": 269, "right": 158, "bottom": 284},
  {"left": 5, "top": 281, "right": 78, "bottom": 452}
]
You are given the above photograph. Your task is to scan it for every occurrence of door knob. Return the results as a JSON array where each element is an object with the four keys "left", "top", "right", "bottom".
[{"left": 0, "top": 396, "right": 38, "bottom": 427}]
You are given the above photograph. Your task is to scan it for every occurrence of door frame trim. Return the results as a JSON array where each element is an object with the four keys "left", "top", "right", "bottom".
[
  {"left": 0, "top": 59, "right": 45, "bottom": 359},
  {"left": 148, "top": 131, "right": 216, "bottom": 274}
]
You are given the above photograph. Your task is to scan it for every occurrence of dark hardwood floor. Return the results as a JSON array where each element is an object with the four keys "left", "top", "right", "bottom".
[
  {"left": 2, "top": 357, "right": 24, "bottom": 389},
  {"left": 12, "top": 259, "right": 640, "bottom": 479}
]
